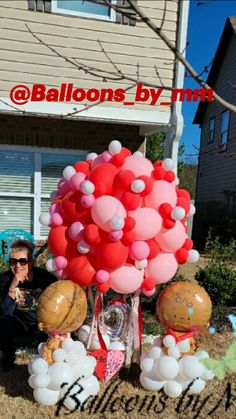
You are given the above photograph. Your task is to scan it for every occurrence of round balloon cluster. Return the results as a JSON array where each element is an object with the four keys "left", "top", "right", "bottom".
[
  {"left": 28, "top": 338, "right": 99, "bottom": 408},
  {"left": 140, "top": 336, "right": 214, "bottom": 398},
  {"left": 40, "top": 140, "right": 199, "bottom": 296}
]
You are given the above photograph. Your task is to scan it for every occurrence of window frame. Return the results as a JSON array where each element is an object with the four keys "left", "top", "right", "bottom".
[
  {"left": 220, "top": 110, "right": 230, "bottom": 151},
  {"left": 0, "top": 145, "right": 87, "bottom": 240},
  {"left": 208, "top": 117, "right": 215, "bottom": 143},
  {"left": 51, "top": 0, "right": 116, "bottom": 22}
]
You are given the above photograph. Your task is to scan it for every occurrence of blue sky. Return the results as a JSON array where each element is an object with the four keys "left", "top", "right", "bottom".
[{"left": 181, "top": 0, "right": 236, "bottom": 162}]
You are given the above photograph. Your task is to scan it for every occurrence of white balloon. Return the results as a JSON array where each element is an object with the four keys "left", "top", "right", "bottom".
[
  {"left": 110, "top": 215, "right": 125, "bottom": 230},
  {"left": 53, "top": 348, "right": 66, "bottom": 363},
  {"left": 80, "top": 375, "right": 100, "bottom": 396},
  {"left": 135, "top": 259, "right": 148, "bottom": 269},
  {"left": 187, "top": 249, "right": 200, "bottom": 263},
  {"left": 81, "top": 180, "right": 95, "bottom": 195},
  {"left": 175, "top": 177, "right": 180, "bottom": 185},
  {"left": 164, "top": 381, "right": 182, "bottom": 398},
  {"left": 61, "top": 338, "right": 75, "bottom": 352},
  {"left": 154, "top": 356, "right": 179, "bottom": 381},
  {"left": 162, "top": 158, "right": 174, "bottom": 171},
  {"left": 63, "top": 165, "right": 76, "bottom": 180},
  {"left": 149, "top": 347, "right": 162, "bottom": 360},
  {"left": 201, "top": 368, "right": 214, "bottom": 380},
  {"left": 33, "top": 387, "right": 60, "bottom": 406},
  {"left": 49, "top": 362, "right": 74, "bottom": 391},
  {"left": 32, "top": 358, "right": 49, "bottom": 374},
  {"left": 39, "top": 213, "right": 51, "bottom": 226},
  {"left": 168, "top": 347, "right": 181, "bottom": 359},
  {"left": 61, "top": 385, "right": 91, "bottom": 411},
  {"left": 140, "top": 358, "right": 153, "bottom": 373},
  {"left": 73, "top": 356, "right": 95, "bottom": 380},
  {"left": 188, "top": 378, "right": 206, "bottom": 394},
  {"left": 188, "top": 203, "right": 196, "bottom": 216},
  {"left": 179, "top": 356, "right": 204, "bottom": 380},
  {"left": 72, "top": 341, "right": 87, "bottom": 356},
  {"left": 177, "top": 340, "right": 191, "bottom": 353},
  {"left": 131, "top": 179, "right": 145, "bottom": 193},
  {"left": 87, "top": 356, "right": 97, "bottom": 369},
  {"left": 108, "top": 140, "right": 122, "bottom": 156},
  {"left": 91, "top": 334, "right": 110, "bottom": 350},
  {"left": 28, "top": 374, "right": 37, "bottom": 389},
  {"left": 196, "top": 350, "right": 209, "bottom": 360},
  {"left": 109, "top": 341, "right": 125, "bottom": 351},
  {"left": 176, "top": 375, "right": 192, "bottom": 391},
  {"left": 86, "top": 152, "right": 98, "bottom": 161},
  {"left": 171, "top": 206, "right": 186, "bottom": 221},
  {"left": 140, "top": 372, "right": 166, "bottom": 391},
  {"left": 77, "top": 240, "right": 90, "bottom": 254},
  {"left": 45, "top": 259, "right": 55, "bottom": 272},
  {"left": 163, "top": 335, "right": 176, "bottom": 348},
  {"left": 33, "top": 373, "right": 50, "bottom": 389},
  {"left": 77, "top": 325, "right": 91, "bottom": 344},
  {"left": 65, "top": 352, "right": 79, "bottom": 366}
]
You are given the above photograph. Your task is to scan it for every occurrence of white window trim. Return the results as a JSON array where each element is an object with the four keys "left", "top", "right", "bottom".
[
  {"left": 0, "top": 145, "right": 87, "bottom": 240},
  {"left": 51, "top": 0, "right": 116, "bottom": 22}
]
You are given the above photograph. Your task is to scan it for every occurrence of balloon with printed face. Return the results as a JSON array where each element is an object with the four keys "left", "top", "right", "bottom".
[
  {"left": 156, "top": 281, "right": 212, "bottom": 333},
  {"left": 37, "top": 280, "right": 87, "bottom": 335}
]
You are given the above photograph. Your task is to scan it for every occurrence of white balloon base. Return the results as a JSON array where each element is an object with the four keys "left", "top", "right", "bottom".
[
  {"left": 28, "top": 337, "right": 100, "bottom": 409},
  {"left": 140, "top": 335, "right": 214, "bottom": 397},
  {"left": 77, "top": 324, "right": 126, "bottom": 351}
]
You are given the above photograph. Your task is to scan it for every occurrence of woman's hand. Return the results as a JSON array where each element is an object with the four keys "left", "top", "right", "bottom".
[{"left": 8, "top": 273, "right": 26, "bottom": 298}]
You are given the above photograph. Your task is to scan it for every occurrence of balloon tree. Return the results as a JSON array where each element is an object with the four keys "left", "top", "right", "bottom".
[{"left": 39, "top": 140, "right": 200, "bottom": 378}]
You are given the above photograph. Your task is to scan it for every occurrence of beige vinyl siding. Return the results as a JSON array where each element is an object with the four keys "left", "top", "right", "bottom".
[
  {"left": 0, "top": 0, "right": 178, "bottom": 112},
  {"left": 196, "top": 35, "right": 236, "bottom": 203}
]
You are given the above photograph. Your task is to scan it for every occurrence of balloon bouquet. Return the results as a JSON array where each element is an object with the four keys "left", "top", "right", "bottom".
[{"left": 33, "top": 139, "right": 210, "bottom": 407}]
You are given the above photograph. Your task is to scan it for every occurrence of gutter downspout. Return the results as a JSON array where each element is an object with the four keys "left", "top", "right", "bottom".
[{"left": 164, "top": 0, "right": 190, "bottom": 174}]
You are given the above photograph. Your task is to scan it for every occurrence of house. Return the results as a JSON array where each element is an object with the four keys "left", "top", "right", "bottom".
[
  {"left": 0, "top": 0, "right": 189, "bottom": 240},
  {"left": 193, "top": 17, "right": 236, "bottom": 247}
]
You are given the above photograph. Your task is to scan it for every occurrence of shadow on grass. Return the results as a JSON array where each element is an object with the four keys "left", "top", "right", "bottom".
[{"left": 0, "top": 363, "right": 34, "bottom": 401}]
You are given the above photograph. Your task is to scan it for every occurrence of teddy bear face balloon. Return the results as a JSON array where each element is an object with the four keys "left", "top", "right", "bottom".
[
  {"left": 37, "top": 280, "right": 87, "bottom": 335},
  {"left": 156, "top": 281, "right": 212, "bottom": 333}
]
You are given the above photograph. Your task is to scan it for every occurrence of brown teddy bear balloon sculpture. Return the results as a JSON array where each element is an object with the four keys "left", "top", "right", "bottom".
[
  {"left": 156, "top": 281, "right": 212, "bottom": 355},
  {"left": 37, "top": 280, "right": 87, "bottom": 364}
]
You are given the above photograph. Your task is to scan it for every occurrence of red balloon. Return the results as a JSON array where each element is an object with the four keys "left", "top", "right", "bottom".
[
  {"left": 95, "top": 240, "right": 129, "bottom": 271},
  {"left": 62, "top": 191, "right": 88, "bottom": 223},
  {"left": 175, "top": 248, "right": 188, "bottom": 264},
  {"left": 159, "top": 203, "right": 172, "bottom": 218},
  {"left": 138, "top": 176, "right": 153, "bottom": 196},
  {"left": 111, "top": 153, "right": 125, "bottom": 167},
  {"left": 97, "top": 280, "right": 111, "bottom": 293},
  {"left": 162, "top": 218, "right": 176, "bottom": 229},
  {"left": 183, "top": 238, "right": 193, "bottom": 250},
  {"left": 153, "top": 161, "right": 162, "bottom": 168},
  {"left": 74, "top": 161, "right": 90, "bottom": 176},
  {"left": 66, "top": 255, "right": 96, "bottom": 286},
  {"left": 152, "top": 167, "right": 166, "bottom": 180},
  {"left": 113, "top": 170, "right": 135, "bottom": 195},
  {"left": 84, "top": 224, "right": 101, "bottom": 245},
  {"left": 48, "top": 226, "right": 77, "bottom": 258},
  {"left": 177, "top": 188, "right": 191, "bottom": 201},
  {"left": 124, "top": 216, "right": 136, "bottom": 231},
  {"left": 121, "top": 230, "right": 135, "bottom": 246},
  {"left": 146, "top": 239, "right": 160, "bottom": 259},
  {"left": 121, "top": 192, "right": 141, "bottom": 211},
  {"left": 165, "top": 171, "right": 175, "bottom": 183},
  {"left": 89, "top": 163, "right": 118, "bottom": 197},
  {"left": 177, "top": 197, "right": 190, "bottom": 214},
  {"left": 142, "top": 277, "right": 155, "bottom": 291}
]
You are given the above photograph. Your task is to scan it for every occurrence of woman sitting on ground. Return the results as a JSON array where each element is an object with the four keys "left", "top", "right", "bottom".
[{"left": 0, "top": 240, "right": 56, "bottom": 371}]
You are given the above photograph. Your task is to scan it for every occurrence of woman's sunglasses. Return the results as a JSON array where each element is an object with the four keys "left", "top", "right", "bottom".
[{"left": 9, "top": 258, "right": 32, "bottom": 266}]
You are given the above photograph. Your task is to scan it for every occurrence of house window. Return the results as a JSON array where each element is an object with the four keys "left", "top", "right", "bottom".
[
  {"left": 208, "top": 117, "right": 215, "bottom": 143},
  {"left": 51, "top": 0, "right": 116, "bottom": 21},
  {"left": 220, "top": 110, "right": 230, "bottom": 150},
  {"left": 0, "top": 147, "right": 86, "bottom": 240}
]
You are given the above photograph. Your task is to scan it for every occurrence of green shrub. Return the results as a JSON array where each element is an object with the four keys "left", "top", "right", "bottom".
[{"left": 195, "top": 232, "right": 236, "bottom": 306}]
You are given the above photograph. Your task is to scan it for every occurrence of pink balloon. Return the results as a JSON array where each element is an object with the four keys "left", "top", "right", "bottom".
[
  {"left": 81, "top": 194, "right": 95, "bottom": 208},
  {"left": 129, "top": 208, "right": 162, "bottom": 240},
  {"left": 121, "top": 155, "right": 154, "bottom": 177},
  {"left": 144, "top": 180, "right": 177, "bottom": 209},
  {"left": 109, "top": 230, "right": 123, "bottom": 241},
  {"left": 51, "top": 213, "right": 63, "bottom": 227},
  {"left": 145, "top": 253, "right": 178, "bottom": 284},
  {"left": 96, "top": 270, "right": 109, "bottom": 283},
  {"left": 155, "top": 221, "right": 186, "bottom": 252},
  {"left": 130, "top": 241, "right": 150, "bottom": 260},
  {"left": 49, "top": 203, "right": 60, "bottom": 216},
  {"left": 68, "top": 222, "right": 84, "bottom": 241},
  {"left": 54, "top": 256, "right": 68, "bottom": 270},
  {"left": 70, "top": 172, "right": 86, "bottom": 191},
  {"left": 110, "top": 264, "right": 143, "bottom": 293},
  {"left": 91, "top": 195, "right": 126, "bottom": 232},
  {"left": 101, "top": 151, "right": 112, "bottom": 163},
  {"left": 58, "top": 178, "right": 71, "bottom": 196}
]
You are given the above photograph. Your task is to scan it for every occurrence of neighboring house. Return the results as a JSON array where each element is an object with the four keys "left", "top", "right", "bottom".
[
  {"left": 0, "top": 0, "right": 189, "bottom": 239},
  {"left": 193, "top": 17, "right": 236, "bottom": 247}
]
